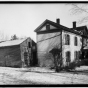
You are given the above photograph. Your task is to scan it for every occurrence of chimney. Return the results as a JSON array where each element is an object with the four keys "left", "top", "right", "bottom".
[
  {"left": 73, "top": 21, "right": 76, "bottom": 29},
  {"left": 56, "top": 18, "right": 60, "bottom": 24}
]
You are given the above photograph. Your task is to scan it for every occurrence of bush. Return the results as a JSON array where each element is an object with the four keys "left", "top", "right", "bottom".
[
  {"left": 64, "top": 59, "right": 82, "bottom": 71},
  {"left": 81, "top": 59, "right": 88, "bottom": 66}
]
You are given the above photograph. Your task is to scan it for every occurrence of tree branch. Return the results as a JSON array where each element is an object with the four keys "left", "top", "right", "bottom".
[{"left": 70, "top": 4, "right": 88, "bottom": 15}]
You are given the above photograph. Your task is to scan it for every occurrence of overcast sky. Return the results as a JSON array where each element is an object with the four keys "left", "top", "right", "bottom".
[{"left": 0, "top": 3, "right": 86, "bottom": 42}]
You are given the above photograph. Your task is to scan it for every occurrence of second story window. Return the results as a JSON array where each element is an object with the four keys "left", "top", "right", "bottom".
[
  {"left": 74, "top": 37, "right": 78, "bottom": 46},
  {"left": 65, "top": 34, "right": 70, "bottom": 45}
]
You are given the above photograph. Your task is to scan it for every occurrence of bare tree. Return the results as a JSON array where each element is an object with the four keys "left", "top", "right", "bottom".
[
  {"left": 68, "top": 4, "right": 88, "bottom": 59},
  {"left": 69, "top": 4, "right": 88, "bottom": 24},
  {"left": 49, "top": 46, "right": 62, "bottom": 72}
]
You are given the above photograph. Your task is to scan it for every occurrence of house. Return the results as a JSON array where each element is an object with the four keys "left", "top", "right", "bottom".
[
  {"left": 70, "top": 24, "right": 88, "bottom": 60},
  {"left": 34, "top": 18, "right": 88, "bottom": 67},
  {"left": 0, "top": 37, "right": 37, "bottom": 67}
]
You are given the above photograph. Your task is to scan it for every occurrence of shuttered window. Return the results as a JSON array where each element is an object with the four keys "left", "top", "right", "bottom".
[
  {"left": 65, "top": 34, "right": 70, "bottom": 45},
  {"left": 66, "top": 51, "right": 71, "bottom": 62},
  {"left": 74, "top": 51, "right": 78, "bottom": 60},
  {"left": 74, "top": 37, "right": 78, "bottom": 46}
]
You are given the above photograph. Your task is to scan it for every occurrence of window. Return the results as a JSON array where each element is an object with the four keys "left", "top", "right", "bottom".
[
  {"left": 65, "top": 34, "right": 70, "bottom": 45},
  {"left": 84, "top": 39, "right": 87, "bottom": 46},
  {"left": 74, "top": 51, "right": 78, "bottom": 60},
  {"left": 74, "top": 37, "right": 78, "bottom": 46},
  {"left": 78, "top": 51, "right": 80, "bottom": 59},
  {"left": 46, "top": 24, "right": 50, "bottom": 30},
  {"left": 28, "top": 42, "right": 31, "bottom": 48},
  {"left": 66, "top": 51, "right": 71, "bottom": 62}
]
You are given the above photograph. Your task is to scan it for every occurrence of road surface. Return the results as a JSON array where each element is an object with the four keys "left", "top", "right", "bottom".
[{"left": 0, "top": 67, "right": 88, "bottom": 84}]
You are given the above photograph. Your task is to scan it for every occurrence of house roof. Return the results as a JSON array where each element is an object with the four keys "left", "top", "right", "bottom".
[
  {"left": 84, "top": 46, "right": 88, "bottom": 50},
  {"left": 34, "top": 19, "right": 88, "bottom": 37},
  {"left": 34, "top": 19, "right": 70, "bottom": 32},
  {"left": 75, "top": 26, "right": 87, "bottom": 31},
  {"left": 0, "top": 38, "right": 28, "bottom": 47},
  {"left": 71, "top": 26, "right": 88, "bottom": 33}
]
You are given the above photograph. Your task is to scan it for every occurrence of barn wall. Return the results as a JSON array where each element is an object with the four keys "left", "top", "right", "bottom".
[
  {"left": 0, "top": 45, "right": 21, "bottom": 67},
  {"left": 62, "top": 30, "right": 82, "bottom": 66},
  {"left": 20, "top": 38, "right": 32, "bottom": 67},
  {"left": 37, "top": 32, "right": 61, "bottom": 67},
  {"left": 31, "top": 40, "right": 37, "bottom": 66}
]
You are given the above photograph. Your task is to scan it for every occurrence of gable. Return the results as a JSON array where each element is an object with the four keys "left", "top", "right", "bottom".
[
  {"left": 35, "top": 19, "right": 80, "bottom": 36},
  {"left": 34, "top": 19, "right": 61, "bottom": 32},
  {"left": 40, "top": 23, "right": 58, "bottom": 31}
]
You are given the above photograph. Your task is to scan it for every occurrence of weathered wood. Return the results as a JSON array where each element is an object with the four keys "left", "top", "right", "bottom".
[
  {"left": 0, "top": 45, "right": 21, "bottom": 67},
  {"left": 20, "top": 38, "right": 37, "bottom": 67},
  {"left": 0, "top": 38, "right": 36, "bottom": 68}
]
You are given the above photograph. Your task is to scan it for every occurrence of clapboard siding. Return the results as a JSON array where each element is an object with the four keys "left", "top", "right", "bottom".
[
  {"left": 20, "top": 38, "right": 32, "bottom": 67},
  {"left": 0, "top": 45, "right": 21, "bottom": 67},
  {"left": 0, "top": 38, "right": 36, "bottom": 68},
  {"left": 62, "top": 30, "right": 82, "bottom": 66},
  {"left": 37, "top": 32, "right": 61, "bottom": 67}
]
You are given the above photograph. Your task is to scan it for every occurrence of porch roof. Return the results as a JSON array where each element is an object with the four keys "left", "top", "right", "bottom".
[{"left": 84, "top": 46, "right": 88, "bottom": 50}]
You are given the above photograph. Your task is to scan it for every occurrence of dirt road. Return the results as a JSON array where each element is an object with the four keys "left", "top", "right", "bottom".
[{"left": 0, "top": 67, "right": 88, "bottom": 85}]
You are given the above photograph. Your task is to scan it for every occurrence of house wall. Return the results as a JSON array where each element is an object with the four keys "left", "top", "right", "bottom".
[
  {"left": 62, "top": 30, "right": 82, "bottom": 66},
  {"left": 37, "top": 31, "right": 61, "bottom": 67},
  {"left": 0, "top": 45, "right": 21, "bottom": 67},
  {"left": 20, "top": 38, "right": 35, "bottom": 67}
]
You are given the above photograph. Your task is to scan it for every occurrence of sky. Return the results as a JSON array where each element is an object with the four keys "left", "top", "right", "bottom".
[{"left": 0, "top": 3, "right": 87, "bottom": 42}]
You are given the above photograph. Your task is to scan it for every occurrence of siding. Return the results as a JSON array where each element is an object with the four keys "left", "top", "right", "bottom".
[
  {"left": 0, "top": 45, "right": 21, "bottom": 67},
  {"left": 20, "top": 38, "right": 32, "bottom": 67},
  {"left": 62, "top": 30, "right": 82, "bottom": 66},
  {"left": 37, "top": 32, "right": 61, "bottom": 67}
]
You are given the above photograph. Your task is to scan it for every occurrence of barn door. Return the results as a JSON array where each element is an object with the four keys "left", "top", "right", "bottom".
[{"left": 24, "top": 52, "right": 29, "bottom": 66}]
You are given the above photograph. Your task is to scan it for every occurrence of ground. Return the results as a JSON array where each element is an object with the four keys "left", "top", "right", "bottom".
[{"left": 0, "top": 66, "right": 88, "bottom": 84}]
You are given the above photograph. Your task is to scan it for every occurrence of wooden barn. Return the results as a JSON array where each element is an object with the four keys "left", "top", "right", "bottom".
[
  {"left": 34, "top": 18, "right": 88, "bottom": 68},
  {"left": 0, "top": 37, "right": 37, "bottom": 67}
]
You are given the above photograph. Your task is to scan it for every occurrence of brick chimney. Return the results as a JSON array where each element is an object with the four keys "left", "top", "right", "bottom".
[
  {"left": 73, "top": 21, "right": 76, "bottom": 29},
  {"left": 56, "top": 18, "right": 60, "bottom": 24}
]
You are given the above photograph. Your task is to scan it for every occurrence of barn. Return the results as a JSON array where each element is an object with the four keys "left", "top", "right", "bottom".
[{"left": 0, "top": 37, "right": 37, "bottom": 68}]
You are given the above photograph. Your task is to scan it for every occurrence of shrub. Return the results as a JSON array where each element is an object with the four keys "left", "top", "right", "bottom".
[{"left": 64, "top": 59, "right": 82, "bottom": 71}]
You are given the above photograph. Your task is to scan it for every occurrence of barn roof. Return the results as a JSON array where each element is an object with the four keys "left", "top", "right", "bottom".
[
  {"left": 84, "top": 45, "right": 88, "bottom": 50},
  {"left": 0, "top": 38, "right": 28, "bottom": 47}
]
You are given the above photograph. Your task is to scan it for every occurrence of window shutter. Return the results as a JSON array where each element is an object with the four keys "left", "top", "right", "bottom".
[
  {"left": 66, "top": 51, "right": 70, "bottom": 62},
  {"left": 74, "top": 37, "right": 77, "bottom": 46},
  {"left": 74, "top": 51, "right": 78, "bottom": 60},
  {"left": 65, "top": 34, "right": 67, "bottom": 45},
  {"left": 65, "top": 34, "right": 70, "bottom": 45}
]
